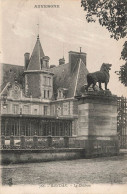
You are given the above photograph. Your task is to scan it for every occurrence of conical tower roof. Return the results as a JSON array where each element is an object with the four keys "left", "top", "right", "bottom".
[{"left": 27, "top": 35, "right": 45, "bottom": 70}]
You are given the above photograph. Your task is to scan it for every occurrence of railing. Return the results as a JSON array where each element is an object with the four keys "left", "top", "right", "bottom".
[
  {"left": 0, "top": 135, "right": 119, "bottom": 154},
  {"left": 119, "top": 135, "right": 127, "bottom": 149},
  {"left": 0, "top": 135, "right": 78, "bottom": 149},
  {"left": 117, "top": 96, "right": 127, "bottom": 149}
]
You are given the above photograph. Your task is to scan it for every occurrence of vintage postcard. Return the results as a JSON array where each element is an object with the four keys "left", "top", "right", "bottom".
[{"left": 0, "top": 0, "right": 127, "bottom": 193}]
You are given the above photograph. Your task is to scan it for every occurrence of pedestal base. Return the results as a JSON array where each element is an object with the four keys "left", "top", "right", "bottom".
[{"left": 76, "top": 92, "right": 119, "bottom": 157}]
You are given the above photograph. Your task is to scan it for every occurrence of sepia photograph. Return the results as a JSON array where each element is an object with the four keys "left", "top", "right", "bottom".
[{"left": 0, "top": 0, "right": 127, "bottom": 193}]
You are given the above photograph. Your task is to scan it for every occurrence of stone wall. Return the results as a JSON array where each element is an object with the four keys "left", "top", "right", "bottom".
[{"left": 1, "top": 148, "right": 85, "bottom": 164}]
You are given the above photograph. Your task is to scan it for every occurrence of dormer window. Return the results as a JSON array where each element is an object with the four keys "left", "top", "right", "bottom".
[
  {"left": 57, "top": 88, "right": 68, "bottom": 99},
  {"left": 57, "top": 89, "right": 63, "bottom": 99},
  {"left": 59, "top": 90, "right": 63, "bottom": 98},
  {"left": 43, "top": 56, "right": 50, "bottom": 69}
]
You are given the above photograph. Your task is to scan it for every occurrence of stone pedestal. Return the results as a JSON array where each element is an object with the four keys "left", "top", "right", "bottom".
[
  {"left": 64, "top": 136, "right": 69, "bottom": 148},
  {"left": 33, "top": 135, "right": 38, "bottom": 148},
  {"left": 10, "top": 135, "right": 14, "bottom": 148},
  {"left": 47, "top": 136, "right": 52, "bottom": 147},
  {"left": 76, "top": 92, "right": 119, "bottom": 157},
  {"left": 20, "top": 135, "right": 25, "bottom": 149},
  {"left": 1, "top": 135, "right": 5, "bottom": 147}
]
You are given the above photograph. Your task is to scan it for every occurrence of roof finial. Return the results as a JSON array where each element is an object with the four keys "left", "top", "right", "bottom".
[
  {"left": 80, "top": 47, "right": 82, "bottom": 53},
  {"left": 37, "top": 23, "right": 39, "bottom": 40},
  {"left": 63, "top": 43, "right": 64, "bottom": 59}
]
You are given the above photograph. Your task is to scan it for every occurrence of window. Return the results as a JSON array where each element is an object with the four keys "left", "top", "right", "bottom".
[
  {"left": 57, "top": 106, "right": 61, "bottom": 116},
  {"left": 34, "top": 109, "right": 38, "bottom": 115},
  {"left": 59, "top": 91, "right": 62, "bottom": 98},
  {"left": 44, "top": 106, "right": 48, "bottom": 115},
  {"left": 47, "top": 90, "right": 50, "bottom": 98},
  {"left": 48, "top": 77, "right": 51, "bottom": 86},
  {"left": 63, "top": 102, "right": 69, "bottom": 115},
  {"left": 44, "top": 90, "right": 46, "bottom": 98},
  {"left": 12, "top": 104, "right": 19, "bottom": 114},
  {"left": 44, "top": 90, "right": 51, "bottom": 99},
  {"left": 45, "top": 61, "right": 48, "bottom": 68},
  {"left": 51, "top": 105, "right": 55, "bottom": 116},
  {"left": 44, "top": 76, "right": 47, "bottom": 85},
  {"left": 2, "top": 104, "right": 8, "bottom": 114},
  {"left": 23, "top": 105, "right": 29, "bottom": 114},
  {"left": 43, "top": 76, "right": 51, "bottom": 86},
  {"left": 40, "top": 58, "right": 43, "bottom": 69}
]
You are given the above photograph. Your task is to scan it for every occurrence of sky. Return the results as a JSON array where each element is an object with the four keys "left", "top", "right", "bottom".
[{"left": 0, "top": 0, "right": 126, "bottom": 97}]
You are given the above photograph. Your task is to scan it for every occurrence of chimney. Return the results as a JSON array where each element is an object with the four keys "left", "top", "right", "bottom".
[
  {"left": 24, "top": 53, "right": 30, "bottom": 70},
  {"left": 69, "top": 51, "right": 86, "bottom": 73},
  {"left": 43, "top": 56, "right": 50, "bottom": 69},
  {"left": 59, "top": 57, "right": 65, "bottom": 65}
]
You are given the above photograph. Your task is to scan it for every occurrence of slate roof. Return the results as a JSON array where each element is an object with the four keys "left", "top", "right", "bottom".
[
  {"left": 0, "top": 58, "right": 89, "bottom": 98},
  {"left": 27, "top": 35, "right": 45, "bottom": 70},
  {"left": 0, "top": 36, "right": 89, "bottom": 99},
  {"left": 0, "top": 63, "right": 24, "bottom": 92},
  {"left": 75, "top": 59, "right": 89, "bottom": 96},
  {"left": 51, "top": 58, "right": 89, "bottom": 99}
]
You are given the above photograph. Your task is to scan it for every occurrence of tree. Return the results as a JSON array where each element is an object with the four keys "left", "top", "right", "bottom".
[
  {"left": 119, "top": 41, "right": 127, "bottom": 86},
  {"left": 118, "top": 62, "right": 127, "bottom": 86},
  {"left": 81, "top": 0, "right": 127, "bottom": 86},
  {"left": 121, "top": 41, "right": 127, "bottom": 61}
]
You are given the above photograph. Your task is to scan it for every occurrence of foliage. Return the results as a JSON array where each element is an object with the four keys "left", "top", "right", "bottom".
[
  {"left": 81, "top": 0, "right": 127, "bottom": 86},
  {"left": 121, "top": 41, "right": 127, "bottom": 61},
  {"left": 119, "top": 41, "right": 127, "bottom": 86},
  {"left": 119, "top": 62, "right": 127, "bottom": 86},
  {"left": 81, "top": 0, "right": 127, "bottom": 40}
]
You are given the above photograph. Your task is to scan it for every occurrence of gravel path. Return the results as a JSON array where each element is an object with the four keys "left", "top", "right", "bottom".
[{"left": 1, "top": 155, "right": 127, "bottom": 186}]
